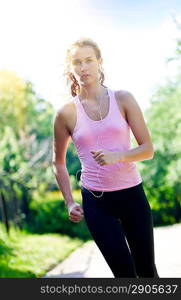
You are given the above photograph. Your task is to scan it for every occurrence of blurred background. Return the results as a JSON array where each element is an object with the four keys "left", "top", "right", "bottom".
[{"left": 0, "top": 0, "right": 181, "bottom": 278}]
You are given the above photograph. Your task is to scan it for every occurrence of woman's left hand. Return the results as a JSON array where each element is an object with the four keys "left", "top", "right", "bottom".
[{"left": 90, "top": 149, "right": 124, "bottom": 166}]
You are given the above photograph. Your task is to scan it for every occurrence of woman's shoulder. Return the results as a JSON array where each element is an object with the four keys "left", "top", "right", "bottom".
[
  {"left": 114, "top": 89, "right": 133, "bottom": 99},
  {"left": 53, "top": 98, "right": 77, "bottom": 134},
  {"left": 114, "top": 89, "right": 139, "bottom": 111},
  {"left": 55, "top": 97, "right": 76, "bottom": 120}
]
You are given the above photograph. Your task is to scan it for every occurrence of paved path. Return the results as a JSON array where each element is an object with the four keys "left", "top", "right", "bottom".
[{"left": 42, "top": 223, "right": 181, "bottom": 278}]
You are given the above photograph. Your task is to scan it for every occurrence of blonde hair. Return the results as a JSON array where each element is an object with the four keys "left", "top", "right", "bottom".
[{"left": 63, "top": 37, "right": 106, "bottom": 97}]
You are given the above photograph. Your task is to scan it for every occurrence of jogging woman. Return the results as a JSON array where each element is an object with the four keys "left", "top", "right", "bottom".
[{"left": 52, "top": 37, "right": 159, "bottom": 278}]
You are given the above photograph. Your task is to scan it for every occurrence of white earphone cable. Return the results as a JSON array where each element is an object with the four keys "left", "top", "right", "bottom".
[{"left": 75, "top": 86, "right": 106, "bottom": 198}]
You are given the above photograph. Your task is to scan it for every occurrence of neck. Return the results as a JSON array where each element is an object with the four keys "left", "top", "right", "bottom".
[{"left": 79, "top": 82, "right": 107, "bottom": 101}]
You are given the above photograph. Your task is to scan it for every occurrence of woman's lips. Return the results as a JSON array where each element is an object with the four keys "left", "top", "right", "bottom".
[{"left": 81, "top": 74, "right": 90, "bottom": 79}]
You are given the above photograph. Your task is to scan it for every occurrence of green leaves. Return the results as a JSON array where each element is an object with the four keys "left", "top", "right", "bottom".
[{"left": 141, "top": 70, "right": 181, "bottom": 224}]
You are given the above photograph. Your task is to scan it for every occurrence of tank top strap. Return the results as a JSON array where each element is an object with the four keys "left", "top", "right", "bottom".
[
  {"left": 107, "top": 88, "right": 129, "bottom": 127},
  {"left": 72, "top": 94, "right": 84, "bottom": 119},
  {"left": 107, "top": 88, "right": 121, "bottom": 118},
  {"left": 73, "top": 94, "right": 92, "bottom": 122}
]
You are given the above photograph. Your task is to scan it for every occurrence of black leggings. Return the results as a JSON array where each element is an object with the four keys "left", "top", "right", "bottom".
[{"left": 81, "top": 182, "right": 159, "bottom": 278}]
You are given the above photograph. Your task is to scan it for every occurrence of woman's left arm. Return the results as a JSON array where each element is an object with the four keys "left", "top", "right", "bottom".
[
  {"left": 91, "top": 91, "right": 154, "bottom": 165},
  {"left": 117, "top": 91, "right": 154, "bottom": 162}
]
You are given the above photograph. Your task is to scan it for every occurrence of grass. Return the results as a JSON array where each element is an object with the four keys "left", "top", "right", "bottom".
[{"left": 0, "top": 223, "right": 84, "bottom": 278}]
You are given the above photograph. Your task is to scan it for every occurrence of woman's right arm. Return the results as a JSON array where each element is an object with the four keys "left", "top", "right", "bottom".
[{"left": 52, "top": 107, "right": 84, "bottom": 222}]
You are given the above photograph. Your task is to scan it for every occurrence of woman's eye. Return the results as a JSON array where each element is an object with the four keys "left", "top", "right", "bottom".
[
  {"left": 72, "top": 59, "right": 92, "bottom": 65},
  {"left": 86, "top": 59, "right": 92, "bottom": 63}
]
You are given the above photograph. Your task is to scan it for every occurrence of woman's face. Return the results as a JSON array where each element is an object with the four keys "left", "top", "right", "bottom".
[{"left": 69, "top": 46, "right": 102, "bottom": 85}]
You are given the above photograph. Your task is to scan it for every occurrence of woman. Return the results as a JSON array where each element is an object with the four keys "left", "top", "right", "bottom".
[{"left": 52, "top": 37, "right": 159, "bottom": 278}]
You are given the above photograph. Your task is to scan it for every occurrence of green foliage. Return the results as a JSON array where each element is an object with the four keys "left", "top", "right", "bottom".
[
  {"left": 137, "top": 21, "right": 181, "bottom": 223},
  {"left": 140, "top": 72, "right": 181, "bottom": 224},
  {"left": 0, "top": 71, "right": 55, "bottom": 192},
  {"left": 24, "top": 190, "right": 92, "bottom": 240},
  {"left": 0, "top": 71, "right": 54, "bottom": 138},
  {"left": 0, "top": 71, "right": 81, "bottom": 230},
  {"left": 0, "top": 70, "right": 81, "bottom": 188}
]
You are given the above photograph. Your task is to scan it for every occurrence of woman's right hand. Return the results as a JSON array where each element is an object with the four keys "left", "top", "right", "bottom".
[{"left": 68, "top": 202, "right": 84, "bottom": 223}]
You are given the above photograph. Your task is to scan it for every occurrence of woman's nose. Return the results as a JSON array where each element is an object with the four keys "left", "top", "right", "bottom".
[{"left": 80, "top": 62, "right": 87, "bottom": 71}]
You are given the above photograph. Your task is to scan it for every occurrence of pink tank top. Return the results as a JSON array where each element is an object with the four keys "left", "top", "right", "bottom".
[{"left": 71, "top": 87, "right": 142, "bottom": 191}]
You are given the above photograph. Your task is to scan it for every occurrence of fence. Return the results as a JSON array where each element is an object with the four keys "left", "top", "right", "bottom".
[{"left": 0, "top": 174, "right": 31, "bottom": 234}]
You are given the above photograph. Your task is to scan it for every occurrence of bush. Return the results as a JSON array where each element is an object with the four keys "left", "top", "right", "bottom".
[{"left": 23, "top": 190, "right": 92, "bottom": 241}]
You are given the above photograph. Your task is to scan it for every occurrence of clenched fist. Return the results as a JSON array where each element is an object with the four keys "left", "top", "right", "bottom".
[
  {"left": 90, "top": 149, "right": 123, "bottom": 166},
  {"left": 68, "top": 202, "right": 84, "bottom": 223}
]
